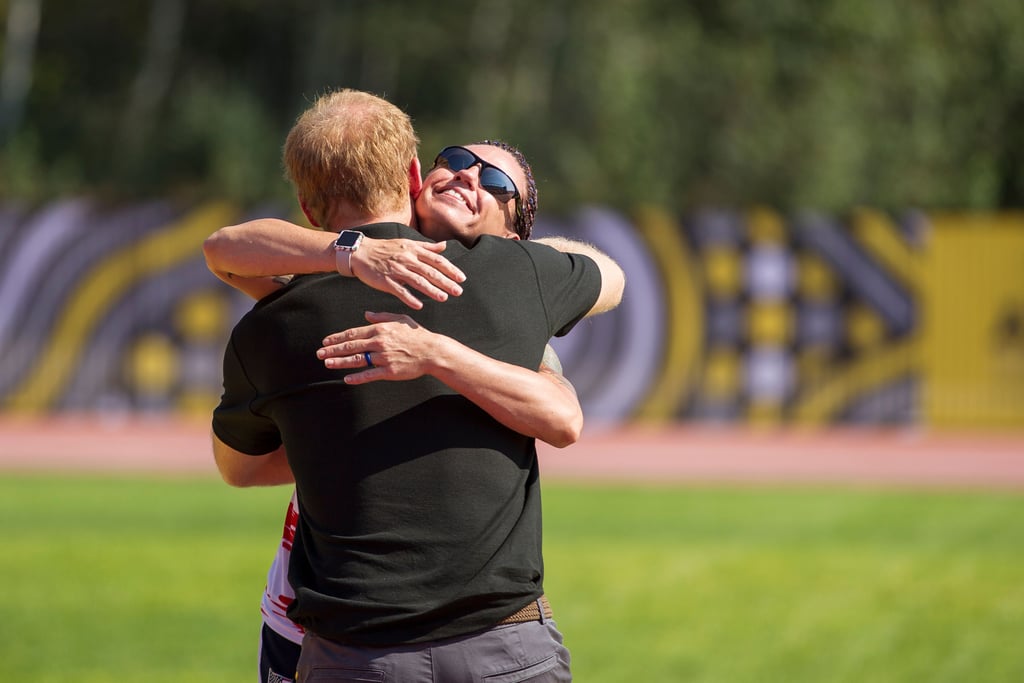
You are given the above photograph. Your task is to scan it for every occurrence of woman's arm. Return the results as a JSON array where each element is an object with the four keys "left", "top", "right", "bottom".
[
  {"left": 213, "top": 332, "right": 581, "bottom": 489},
  {"left": 318, "top": 312, "right": 583, "bottom": 448},
  {"left": 203, "top": 218, "right": 466, "bottom": 308},
  {"left": 211, "top": 439, "right": 294, "bottom": 487}
]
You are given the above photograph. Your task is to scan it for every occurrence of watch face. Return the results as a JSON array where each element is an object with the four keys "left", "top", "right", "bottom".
[{"left": 335, "top": 230, "right": 362, "bottom": 250}]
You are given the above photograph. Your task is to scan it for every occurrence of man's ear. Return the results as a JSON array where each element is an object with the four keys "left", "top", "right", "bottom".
[
  {"left": 409, "top": 157, "right": 423, "bottom": 198},
  {"left": 299, "top": 197, "right": 320, "bottom": 228},
  {"left": 504, "top": 232, "right": 521, "bottom": 240}
]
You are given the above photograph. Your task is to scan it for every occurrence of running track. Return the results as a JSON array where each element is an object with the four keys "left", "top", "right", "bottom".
[{"left": 2, "top": 416, "right": 1023, "bottom": 490}]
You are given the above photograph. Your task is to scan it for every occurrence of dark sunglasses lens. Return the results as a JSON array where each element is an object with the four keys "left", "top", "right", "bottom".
[
  {"left": 436, "top": 147, "right": 475, "bottom": 172},
  {"left": 480, "top": 170, "right": 516, "bottom": 201}
]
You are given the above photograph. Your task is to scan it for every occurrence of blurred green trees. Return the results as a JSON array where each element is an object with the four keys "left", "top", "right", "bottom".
[{"left": 2, "top": 0, "right": 1022, "bottom": 213}]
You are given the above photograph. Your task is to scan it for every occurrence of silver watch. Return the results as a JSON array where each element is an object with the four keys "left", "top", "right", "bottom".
[{"left": 334, "top": 230, "right": 364, "bottom": 252}]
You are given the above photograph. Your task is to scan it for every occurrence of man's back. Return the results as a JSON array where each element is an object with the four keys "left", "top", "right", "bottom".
[{"left": 214, "top": 223, "right": 600, "bottom": 645}]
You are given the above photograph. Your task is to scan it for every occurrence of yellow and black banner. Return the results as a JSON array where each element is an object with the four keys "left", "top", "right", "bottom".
[{"left": 0, "top": 201, "right": 1021, "bottom": 428}]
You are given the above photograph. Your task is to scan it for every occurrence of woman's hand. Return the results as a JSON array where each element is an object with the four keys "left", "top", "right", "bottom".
[{"left": 344, "top": 238, "right": 466, "bottom": 309}]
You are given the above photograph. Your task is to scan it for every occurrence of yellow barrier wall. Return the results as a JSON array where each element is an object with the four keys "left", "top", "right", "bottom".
[
  {"left": 923, "top": 215, "right": 1024, "bottom": 428},
  {"left": 0, "top": 202, "right": 1021, "bottom": 428}
]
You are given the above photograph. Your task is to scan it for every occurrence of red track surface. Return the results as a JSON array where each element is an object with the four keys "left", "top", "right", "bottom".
[{"left": 2, "top": 416, "right": 1023, "bottom": 490}]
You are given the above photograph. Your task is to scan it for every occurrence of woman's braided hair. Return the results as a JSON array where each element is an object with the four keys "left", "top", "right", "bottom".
[{"left": 476, "top": 139, "right": 537, "bottom": 239}]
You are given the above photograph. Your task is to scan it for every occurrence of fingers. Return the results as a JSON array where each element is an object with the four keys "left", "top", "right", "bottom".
[
  {"left": 318, "top": 313, "right": 409, "bottom": 361},
  {"left": 395, "top": 244, "right": 466, "bottom": 300},
  {"left": 315, "top": 342, "right": 388, "bottom": 385},
  {"left": 412, "top": 241, "right": 467, "bottom": 283},
  {"left": 379, "top": 261, "right": 462, "bottom": 309},
  {"left": 318, "top": 330, "right": 371, "bottom": 357},
  {"left": 388, "top": 282, "right": 425, "bottom": 310},
  {"left": 319, "top": 351, "right": 374, "bottom": 370},
  {"left": 394, "top": 265, "right": 463, "bottom": 302},
  {"left": 316, "top": 338, "right": 382, "bottom": 375},
  {"left": 418, "top": 241, "right": 448, "bottom": 253},
  {"left": 320, "top": 328, "right": 360, "bottom": 348},
  {"left": 317, "top": 313, "right": 424, "bottom": 384},
  {"left": 425, "top": 243, "right": 467, "bottom": 283},
  {"left": 352, "top": 238, "right": 467, "bottom": 309}
]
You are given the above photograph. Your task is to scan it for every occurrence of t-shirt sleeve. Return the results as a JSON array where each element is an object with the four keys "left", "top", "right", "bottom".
[
  {"left": 524, "top": 242, "right": 603, "bottom": 337},
  {"left": 211, "top": 333, "right": 282, "bottom": 455}
]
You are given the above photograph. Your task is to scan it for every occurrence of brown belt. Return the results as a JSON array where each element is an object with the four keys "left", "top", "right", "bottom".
[{"left": 497, "top": 595, "right": 553, "bottom": 625}]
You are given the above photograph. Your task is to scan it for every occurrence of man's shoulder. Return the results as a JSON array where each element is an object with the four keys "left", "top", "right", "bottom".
[
  {"left": 469, "top": 236, "right": 594, "bottom": 268},
  {"left": 470, "top": 235, "right": 556, "bottom": 255},
  {"left": 358, "top": 222, "right": 428, "bottom": 242}
]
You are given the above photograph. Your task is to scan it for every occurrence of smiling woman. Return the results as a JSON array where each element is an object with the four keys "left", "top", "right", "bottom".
[
  {"left": 431, "top": 145, "right": 524, "bottom": 232},
  {"left": 414, "top": 141, "right": 531, "bottom": 244}
]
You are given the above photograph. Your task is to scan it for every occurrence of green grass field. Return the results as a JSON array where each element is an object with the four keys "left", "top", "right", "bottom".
[{"left": 2, "top": 474, "right": 1023, "bottom": 682}]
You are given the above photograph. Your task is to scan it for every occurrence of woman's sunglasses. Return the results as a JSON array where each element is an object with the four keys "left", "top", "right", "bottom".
[{"left": 431, "top": 146, "right": 522, "bottom": 213}]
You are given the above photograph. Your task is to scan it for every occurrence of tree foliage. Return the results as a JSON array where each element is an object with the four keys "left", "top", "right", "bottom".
[{"left": 2, "top": 0, "right": 1022, "bottom": 213}]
